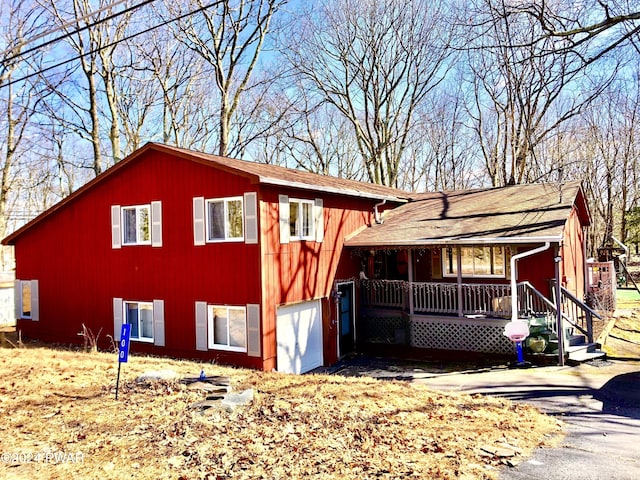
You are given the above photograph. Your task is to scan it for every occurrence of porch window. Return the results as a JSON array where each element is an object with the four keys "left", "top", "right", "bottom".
[
  {"left": 443, "top": 246, "right": 506, "bottom": 278},
  {"left": 208, "top": 305, "right": 247, "bottom": 352},
  {"left": 206, "top": 197, "right": 244, "bottom": 242}
]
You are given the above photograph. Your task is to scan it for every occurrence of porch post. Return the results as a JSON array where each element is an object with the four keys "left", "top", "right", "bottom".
[
  {"left": 554, "top": 245, "right": 565, "bottom": 366},
  {"left": 407, "top": 249, "right": 414, "bottom": 315},
  {"left": 456, "top": 246, "right": 463, "bottom": 317}
]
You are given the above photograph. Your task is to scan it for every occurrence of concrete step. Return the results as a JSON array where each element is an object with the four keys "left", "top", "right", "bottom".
[
  {"left": 568, "top": 348, "right": 606, "bottom": 363},
  {"left": 567, "top": 342, "right": 606, "bottom": 363}
]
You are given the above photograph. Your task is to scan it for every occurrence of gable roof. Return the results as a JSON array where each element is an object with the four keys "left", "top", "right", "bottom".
[
  {"left": 345, "top": 181, "right": 590, "bottom": 247},
  {"left": 3, "top": 142, "right": 410, "bottom": 245}
]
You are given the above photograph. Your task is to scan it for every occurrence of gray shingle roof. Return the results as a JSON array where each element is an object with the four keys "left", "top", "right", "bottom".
[{"left": 345, "top": 181, "right": 589, "bottom": 247}]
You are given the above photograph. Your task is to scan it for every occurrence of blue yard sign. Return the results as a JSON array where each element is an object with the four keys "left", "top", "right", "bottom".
[
  {"left": 119, "top": 323, "right": 131, "bottom": 363},
  {"left": 115, "top": 323, "right": 131, "bottom": 400}
]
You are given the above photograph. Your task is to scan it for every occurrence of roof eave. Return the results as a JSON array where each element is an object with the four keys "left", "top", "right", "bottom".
[
  {"left": 346, "top": 236, "right": 563, "bottom": 248},
  {"left": 258, "top": 177, "right": 409, "bottom": 202}
]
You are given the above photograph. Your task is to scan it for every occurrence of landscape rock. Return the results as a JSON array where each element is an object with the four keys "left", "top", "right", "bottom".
[
  {"left": 186, "top": 382, "right": 231, "bottom": 393},
  {"left": 135, "top": 369, "right": 179, "bottom": 383},
  {"left": 221, "top": 388, "right": 254, "bottom": 412}
]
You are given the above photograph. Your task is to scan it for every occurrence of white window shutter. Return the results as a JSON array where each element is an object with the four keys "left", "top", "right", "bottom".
[
  {"left": 111, "top": 205, "right": 121, "bottom": 249},
  {"left": 193, "top": 197, "right": 205, "bottom": 246},
  {"left": 113, "top": 298, "right": 123, "bottom": 340},
  {"left": 246, "top": 304, "right": 261, "bottom": 358},
  {"left": 244, "top": 192, "right": 258, "bottom": 244},
  {"left": 14, "top": 280, "right": 21, "bottom": 320},
  {"left": 279, "top": 194, "right": 289, "bottom": 244},
  {"left": 30, "top": 280, "right": 39, "bottom": 321},
  {"left": 314, "top": 198, "right": 324, "bottom": 243},
  {"left": 153, "top": 299, "right": 165, "bottom": 346},
  {"left": 195, "top": 301, "right": 208, "bottom": 351},
  {"left": 151, "top": 201, "right": 163, "bottom": 247}
]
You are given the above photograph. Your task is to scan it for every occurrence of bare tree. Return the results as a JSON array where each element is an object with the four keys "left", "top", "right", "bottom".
[
  {"left": 285, "top": 0, "right": 456, "bottom": 187},
  {"left": 0, "top": 1, "right": 55, "bottom": 269},
  {"left": 40, "top": 0, "right": 135, "bottom": 175},
  {"left": 170, "top": 0, "right": 289, "bottom": 158},
  {"left": 577, "top": 75, "right": 640, "bottom": 249},
  {"left": 464, "top": 0, "right": 614, "bottom": 186},
  {"left": 502, "top": 1, "right": 640, "bottom": 64},
  {"left": 400, "top": 81, "right": 481, "bottom": 192}
]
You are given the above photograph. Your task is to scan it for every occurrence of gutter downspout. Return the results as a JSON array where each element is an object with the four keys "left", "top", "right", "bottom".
[
  {"left": 510, "top": 242, "right": 551, "bottom": 322},
  {"left": 373, "top": 199, "right": 387, "bottom": 224}
]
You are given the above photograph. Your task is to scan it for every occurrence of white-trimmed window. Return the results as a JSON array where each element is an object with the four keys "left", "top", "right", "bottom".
[
  {"left": 112, "top": 201, "right": 162, "bottom": 248},
  {"left": 279, "top": 195, "right": 323, "bottom": 244},
  {"left": 289, "top": 198, "right": 314, "bottom": 240},
  {"left": 443, "top": 246, "right": 506, "bottom": 278},
  {"left": 206, "top": 197, "right": 244, "bottom": 242},
  {"left": 208, "top": 305, "right": 247, "bottom": 352},
  {"left": 122, "top": 205, "right": 150, "bottom": 245},
  {"left": 124, "top": 301, "right": 154, "bottom": 342},
  {"left": 15, "top": 279, "right": 39, "bottom": 320}
]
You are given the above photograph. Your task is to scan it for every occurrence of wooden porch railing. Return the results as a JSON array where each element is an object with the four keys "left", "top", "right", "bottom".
[
  {"left": 361, "top": 279, "right": 600, "bottom": 343},
  {"left": 412, "top": 282, "right": 512, "bottom": 316},
  {"left": 360, "top": 280, "right": 406, "bottom": 309}
]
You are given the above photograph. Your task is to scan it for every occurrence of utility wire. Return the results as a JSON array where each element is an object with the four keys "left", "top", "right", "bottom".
[
  {"left": 0, "top": 0, "right": 150, "bottom": 62},
  {"left": 0, "top": 1, "right": 222, "bottom": 90}
]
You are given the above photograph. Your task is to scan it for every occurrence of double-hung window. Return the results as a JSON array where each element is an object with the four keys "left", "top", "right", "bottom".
[
  {"left": 278, "top": 195, "right": 323, "bottom": 244},
  {"left": 113, "top": 298, "right": 164, "bottom": 346},
  {"left": 289, "top": 198, "right": 314, "bottom": 240},
  {"left": 111, "top": 201, "right": 162, "bottom": 248},
  {"left": 124, "top": 301, "right": 154, "bottom": 342},
  {"left": 207, "top": 305, "right": 247, "bottom": 352},
  {"left": 206, "top": 197, "right": 244, "bottom": 242},
  {"left": 122, "top": 205, "right": 150, "bottom": 245},
  {"left": 443, "top": 246, "right": 506, "bottom": 278}
]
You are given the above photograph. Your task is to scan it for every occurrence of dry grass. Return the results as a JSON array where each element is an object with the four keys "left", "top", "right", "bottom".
[{"left": 0, "top": 345, "right": 561, "bottom": 480}]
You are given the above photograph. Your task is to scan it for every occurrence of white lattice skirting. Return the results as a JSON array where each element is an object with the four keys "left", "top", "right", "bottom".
[{"left": 410, "top": 316, "right": 514, "bottom": 354}]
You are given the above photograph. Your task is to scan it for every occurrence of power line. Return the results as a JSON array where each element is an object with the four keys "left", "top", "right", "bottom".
[
  {"left": 0, "top": 1, "right": 222, "bottom": 90},
  {"left": 1, "top": 0, "right": 147, "bottom": 62}
]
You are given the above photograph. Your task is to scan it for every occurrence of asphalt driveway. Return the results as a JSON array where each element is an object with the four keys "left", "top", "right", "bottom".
[{"left": 327, "top": 356, "right": 640, "bottom": 479}]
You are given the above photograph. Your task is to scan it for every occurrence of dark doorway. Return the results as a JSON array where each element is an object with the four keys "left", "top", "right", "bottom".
[{"left": 338, "top": 282, "right": 355, "bottom": 356}]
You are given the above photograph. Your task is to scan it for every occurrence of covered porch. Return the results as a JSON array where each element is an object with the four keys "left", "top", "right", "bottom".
[{"left": 342, "top": 182, "right": 600, "bottom": 364}]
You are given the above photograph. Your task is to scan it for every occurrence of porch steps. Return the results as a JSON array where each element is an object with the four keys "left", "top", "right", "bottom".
[{"left": 567, "top": 333, "right": 605, "bottom": 363}]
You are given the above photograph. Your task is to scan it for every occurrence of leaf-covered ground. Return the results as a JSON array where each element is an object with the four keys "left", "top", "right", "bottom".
[{"left": 0, "top": 345, "right": 561, "bottom": 480}]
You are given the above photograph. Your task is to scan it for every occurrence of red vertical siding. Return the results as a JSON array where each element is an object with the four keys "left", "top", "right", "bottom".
[
  {"left": 516, "top": 246, "right": 556, "bottom": 297},
  {"left": 13, "top": 151, "right": 264, "bottom": 369},
  {"left": 258, "top": 186, "right": 378, "bottom": 370},
  {"left": 561, "top": 207, "right": 586, "bottom": 299}
]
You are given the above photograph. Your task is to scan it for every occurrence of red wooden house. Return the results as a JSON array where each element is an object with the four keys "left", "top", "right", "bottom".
[
  {"left": 3, "top": 143, "right": 407, "bottom": 373},
  {"left": 3, "top": 143, "right": 600, "bottom": 372}
]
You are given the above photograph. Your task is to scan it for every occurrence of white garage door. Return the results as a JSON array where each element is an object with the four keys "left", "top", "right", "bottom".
[{"left": 276, "top": 300, "right": 323, "bottom": 374}]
